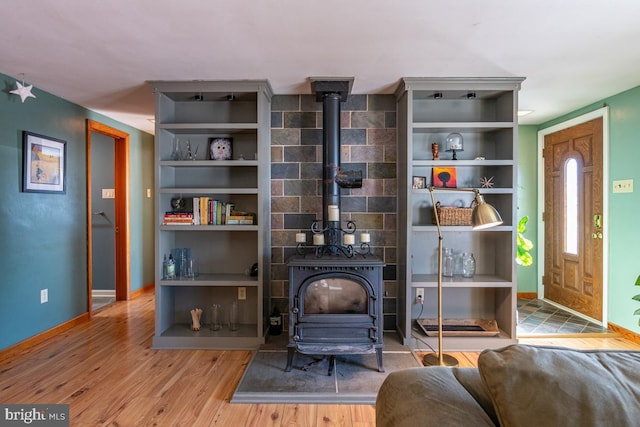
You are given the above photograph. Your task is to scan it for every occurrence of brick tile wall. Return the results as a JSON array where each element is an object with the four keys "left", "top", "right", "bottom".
[{"left": 270, "top": 94, "right": 398, "bottom": 330}]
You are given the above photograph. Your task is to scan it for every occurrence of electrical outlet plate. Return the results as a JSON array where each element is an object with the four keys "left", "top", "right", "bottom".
[
  {"left": 415, "top": 287, "right": 425, "bottom": 303},
  {"left": 238, "top": 287, "right": 246, "bottom": 300},
  {"left": 40, "top": 289, "right": 48, "bottom": 304}
]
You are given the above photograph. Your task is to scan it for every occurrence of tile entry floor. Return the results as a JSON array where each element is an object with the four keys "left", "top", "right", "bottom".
[{"left": 517, "top": 298, "right": 613, "bottom": 335}]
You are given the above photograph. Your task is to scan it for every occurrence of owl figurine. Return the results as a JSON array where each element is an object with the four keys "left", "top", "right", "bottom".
[{"left": 210, "top": 138, "right": 232, "bottom": 160}]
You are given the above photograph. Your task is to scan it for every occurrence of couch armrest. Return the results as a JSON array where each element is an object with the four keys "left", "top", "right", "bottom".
[{"left": 376, "top": 367, "right": 496, "bottom": 427}]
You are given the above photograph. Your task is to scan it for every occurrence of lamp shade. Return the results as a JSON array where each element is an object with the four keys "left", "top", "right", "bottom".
[{"left": 471, "top": 193, "right": 503, "bottom": 230}]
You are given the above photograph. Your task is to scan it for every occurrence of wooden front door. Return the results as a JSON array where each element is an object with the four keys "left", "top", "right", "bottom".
[{"left": 543, "top": 118, "right": 603, "bottom": 321}]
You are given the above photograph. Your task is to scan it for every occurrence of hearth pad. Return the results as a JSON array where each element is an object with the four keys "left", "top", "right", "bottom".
[{"left": 231, "top": 349, "right": 420, "bottom": 404}]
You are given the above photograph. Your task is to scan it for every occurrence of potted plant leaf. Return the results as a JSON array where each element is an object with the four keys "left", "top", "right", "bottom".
[
  {"left": 516, "top": 216, "right": 534, "bottom": 267},
  {"left": 633, "top": 275, "right": 640, "bottom": 325}
]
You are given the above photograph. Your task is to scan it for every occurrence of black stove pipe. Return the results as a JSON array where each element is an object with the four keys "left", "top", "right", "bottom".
[{"left": 322, "top": 92, "right": 342, "bottom": 224}]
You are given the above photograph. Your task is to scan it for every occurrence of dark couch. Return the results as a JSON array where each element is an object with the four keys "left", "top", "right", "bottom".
[{"left": 376, "top": 344, "right": 640, "bottom": 427}]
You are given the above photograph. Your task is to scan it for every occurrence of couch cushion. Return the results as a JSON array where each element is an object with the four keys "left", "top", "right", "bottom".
[
  {"left": 453, "top": 368, "right": 499, "bottom": 425},
  {"left": 478, "top": 344, "right": 640, "bottom": 427},
  {"left": 376, "top": 367, "right": 496, "bottom": 427},
  {"left": 376, "top": 366, "right": 495, "bottom": 427}
]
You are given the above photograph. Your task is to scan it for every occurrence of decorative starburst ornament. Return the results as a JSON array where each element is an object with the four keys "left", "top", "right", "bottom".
[
  {"left": 10, "top": 75, "right": 36, "bottom": 103},
  {"left": 480, "top": 176, "right": 495, "bottom": 188}
]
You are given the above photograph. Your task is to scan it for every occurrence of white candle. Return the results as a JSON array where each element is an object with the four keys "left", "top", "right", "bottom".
[
  {"left": 344, "top": 234, "right": 355, "bottom": 245},
  {"left": 295, "top": 233, "right": 306, "bottom": 243},
  {"left": 360, "top": 232, "right": 371, "bottom": 243},
  {"left": 313, "top": 234, "right": 325, "bottom": 245},
  {"left": 327, "top": 205, "right": 340, "bottom": 222}
]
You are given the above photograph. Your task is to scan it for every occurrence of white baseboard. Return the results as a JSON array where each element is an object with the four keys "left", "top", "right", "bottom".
[{"left": 92, "top": 289, "right": 116, "bottom": 298}]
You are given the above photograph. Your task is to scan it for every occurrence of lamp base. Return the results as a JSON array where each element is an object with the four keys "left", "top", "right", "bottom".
[{"left": 422, "top": 353, "right": 459, "bottom": 367}]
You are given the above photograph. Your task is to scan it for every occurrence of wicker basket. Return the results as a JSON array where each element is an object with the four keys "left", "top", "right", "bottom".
[{"left": 434, "top": 202, "right": 472, "bottom": 226}]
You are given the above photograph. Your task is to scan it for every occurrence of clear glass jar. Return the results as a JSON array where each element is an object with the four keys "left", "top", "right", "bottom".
[
  {"left": 462, "top": 252, "right": 476, "bottom": 278},
  {"left": 442, "top": 248, "right": 454, "bottom": 277}
]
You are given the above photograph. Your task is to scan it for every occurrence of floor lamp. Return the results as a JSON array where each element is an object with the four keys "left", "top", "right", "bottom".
[{"left": 422, "top": 186, "right": 503, "bottom": 367}]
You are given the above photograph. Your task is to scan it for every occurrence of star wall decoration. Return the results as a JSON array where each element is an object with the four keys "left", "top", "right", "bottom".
[{"left": 10, "top": 80, "right": 36, "bottom": 103}]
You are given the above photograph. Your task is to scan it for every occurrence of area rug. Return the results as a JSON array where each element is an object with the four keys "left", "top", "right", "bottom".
[{"left": 231, "top": 349, "right": 421, "bottom": 404}]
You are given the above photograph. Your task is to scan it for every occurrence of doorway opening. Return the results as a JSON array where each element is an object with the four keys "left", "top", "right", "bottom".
[
  {"left": 86, "top": 120, "right": 130, "bottom": 316},
  {"left": 536, "top": 107, "right": 609, "bottom": 325}
]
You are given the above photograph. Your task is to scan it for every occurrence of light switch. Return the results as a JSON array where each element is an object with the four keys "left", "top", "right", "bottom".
[{"left": 613, "top": 179, "right": 634, "bottom": 193}]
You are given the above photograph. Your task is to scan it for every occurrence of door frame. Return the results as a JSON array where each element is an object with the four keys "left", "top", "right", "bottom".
[
  {"left": 536, "top": 107, "right": 609, "bottom": 324},
  {"left": 86, "top": 119, "right": 130, "bottom": 316}
]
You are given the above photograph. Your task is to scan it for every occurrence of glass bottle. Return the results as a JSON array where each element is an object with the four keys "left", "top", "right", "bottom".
[
  {"left": 166, "top": 254, "right": 176, "bottom": 279},
  {"left": 229, "top": 301, "right": 240, "bottom": 331},
  {"left": 171, "top": 137, "right": 182, "bottom": 160},
  {"left": 162, "top": 254, "right": 168, "bottom": 280},
  {"left": 462, "top": 252, "right": 476, "bottom": 278},
  {"left": 442, "top": 248, "right": 454, "bottom": 277}
]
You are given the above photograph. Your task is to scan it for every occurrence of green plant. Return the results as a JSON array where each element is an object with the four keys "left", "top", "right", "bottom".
[
  {"left": 633, "top": 275, "right": 640, "bottom": 325},
  {"left": 516, "top": 216, "right": 534, "bottom": 267}
]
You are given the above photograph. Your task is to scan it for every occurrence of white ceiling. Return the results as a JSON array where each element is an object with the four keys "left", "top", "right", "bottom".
[{"left": 3, "top": 1, "right": 640, "bottom": 135}]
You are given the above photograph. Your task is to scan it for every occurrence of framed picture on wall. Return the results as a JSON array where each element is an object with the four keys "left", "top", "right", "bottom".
[{"left": 22, "top": 131, "right": 66, "bottom": 194}]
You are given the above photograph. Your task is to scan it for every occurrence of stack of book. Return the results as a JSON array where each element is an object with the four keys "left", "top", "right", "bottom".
[
  {"left": 226, "top": 212, "right": 255, "bottom": 225},
  {"left": 163, "top": 212, "right": 194, "bottom": 225}
]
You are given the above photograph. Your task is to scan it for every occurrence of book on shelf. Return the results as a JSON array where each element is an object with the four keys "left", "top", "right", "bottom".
[
  {"left": 199, "top": 197, "right": 209, "bottom": 225},
  {"left": 193, "top": 197, "right": 200, "bottom": 225},
  {"left": 226, "top": 218, "right": 254, "bottom": 225}
]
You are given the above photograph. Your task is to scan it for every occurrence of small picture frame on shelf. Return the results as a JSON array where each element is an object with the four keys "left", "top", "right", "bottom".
[
  {"left": 412, "top": 176, "right": 427, "bottom": 189},
  {"left": 209, "top": 137, "right": 233, "bottom": 160},
  {"left": 432, "top": 167, "right": 457, "bottom": 188}
]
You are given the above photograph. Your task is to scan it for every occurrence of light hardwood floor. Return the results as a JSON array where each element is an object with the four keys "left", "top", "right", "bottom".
[{"left": 1, "top": 290, "right": 639, "bottom": 426}]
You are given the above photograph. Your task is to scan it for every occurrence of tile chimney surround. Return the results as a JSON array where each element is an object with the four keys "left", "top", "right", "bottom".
[{"left": 270, "top": 89, "right": 398, "bottom": 334}]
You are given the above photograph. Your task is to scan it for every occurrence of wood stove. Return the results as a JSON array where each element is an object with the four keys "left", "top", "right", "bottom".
[{"left": 286, "top": 255, "right": 385, "bottom": 372}]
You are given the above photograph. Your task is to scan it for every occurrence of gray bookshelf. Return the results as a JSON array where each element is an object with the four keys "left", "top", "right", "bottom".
[
  {"left": 395, "top": 77, "right": 524, "bottom": 351},
  {"left": 149, "top": 80, "right": 272, "bottom": 349}
]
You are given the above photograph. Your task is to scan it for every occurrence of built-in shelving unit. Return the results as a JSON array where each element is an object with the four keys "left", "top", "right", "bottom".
[
  {"left": 150, "top": 80, "right": 272, "bottom": 349},
  {"left": 396, "top": 77, "right": 524, "bottom": 351}
]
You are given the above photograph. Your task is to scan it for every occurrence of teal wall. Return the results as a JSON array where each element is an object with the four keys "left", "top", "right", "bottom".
[
  {"left": 536, "top": 86, "right": 640, "bottom": 333},
  {"left": 0, "top": 73, "right": 155, "bottom": 350},
  {"left": 516, "top": 125, "right": 539, "bottom": 293}
]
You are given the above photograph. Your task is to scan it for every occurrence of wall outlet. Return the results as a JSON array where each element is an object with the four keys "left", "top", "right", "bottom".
[
  {"left": 40, "top": 289, "right": 48, "bottom": 304},
  {"left": 102, "top": 188, "right": 115, "bottom": 199},
  {"left": 238, "top": 287, "right": 246, "bottom": 300},
  {"left": 415, "top": 288, "right": 425, "bottom": 304},
  {"left": 613, "top": 179, "right": 634, "bottom": 193}
]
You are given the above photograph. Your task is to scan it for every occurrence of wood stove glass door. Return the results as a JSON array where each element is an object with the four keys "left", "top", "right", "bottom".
[{"left": 304, "top": 277, "right": 367, "bottom": 315}]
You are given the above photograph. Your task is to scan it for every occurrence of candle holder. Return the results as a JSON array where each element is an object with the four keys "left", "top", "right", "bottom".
[{"left": 296, "top": 219, "right": 371, "bottom": 258}]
